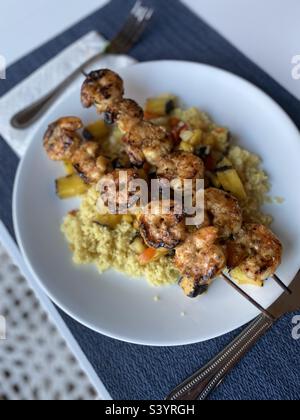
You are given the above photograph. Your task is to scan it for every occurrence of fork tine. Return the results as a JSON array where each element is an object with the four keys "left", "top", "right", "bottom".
[
  {"left": 222, "top": 273, "right": 275, "bottom": 320},
  {"left": 113, "top": 19, "right": 149, "bottom": 54},
  {"left": 108, "top": 14, "right": 139, "bottom": 53},
  {"left": 272, "top": 274, "right": 292, "bottom": 295},
  {"left": 110, "top": 8, "right": 152, "bottom": 54},
  {"left": 121, "top": 9, "right": 154, "bottom": 52},
  {"left": 107, "top": 2, "right": 153, "bottom": 54}
]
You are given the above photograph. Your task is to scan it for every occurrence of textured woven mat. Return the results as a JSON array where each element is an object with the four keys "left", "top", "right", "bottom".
[{"left": 0, "top": 0, "right": 300, "bottom": 400}]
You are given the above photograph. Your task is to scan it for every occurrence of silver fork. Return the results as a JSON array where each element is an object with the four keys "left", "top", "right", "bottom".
[
  {"left": 11, "top": 1, "right": 154, "bottom": 130},
  {"left": 166, "top": 270, "right": 300, "bottom": 401}
]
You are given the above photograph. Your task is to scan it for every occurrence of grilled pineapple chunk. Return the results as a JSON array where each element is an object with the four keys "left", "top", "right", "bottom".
[
  {"left": 180, "top": 129, "right": 202, "bottom": 146},
  {"left": 94, "top": 214, "right": 123, "bottom": 229},
  {"left": 130, "top": 237, "right": 147, "bottom": 254},
  {"left": 230, "top": 267, "right": 264, "bottom": 288},
  {"left": 63, "top": 161, "right": 76, "bottom": 176},
  {"left": 216, "top": 158, "right": 247, "bottom": 201},
  {"left": 179, "top": 141, "right": 194, "bottom": 153},
  {"left": 56, "top": 174, "right": 88, "bottom": 199},
  {"left": 145, "top": 94, "right": 177, "bottom": 116},
  {"left": 84, "top": 120, "right": 110, "bottom": 140}
]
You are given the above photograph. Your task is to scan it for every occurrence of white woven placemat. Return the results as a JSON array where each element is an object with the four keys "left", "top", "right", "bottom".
[{"left": 0, "top": 239, "right": 97, "bottom": 400}]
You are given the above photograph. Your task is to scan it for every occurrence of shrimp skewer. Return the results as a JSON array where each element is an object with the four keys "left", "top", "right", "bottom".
[{"left": 81, "top": 69, "right": 173, "bottom": 167}]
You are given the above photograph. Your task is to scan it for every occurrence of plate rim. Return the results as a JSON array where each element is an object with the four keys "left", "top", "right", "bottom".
[{"left": 13, "top": 59, "right": 300, "bottom": 346}]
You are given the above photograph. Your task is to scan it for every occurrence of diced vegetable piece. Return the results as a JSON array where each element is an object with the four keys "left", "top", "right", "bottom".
[
  {"left": 63, "top": 161, "right": 76, "bottom": 176},
  {"left": 189, "top": 129, "right": 203, "bottom": 146},
  {"left": 179, "top": 277, "right": 209, "bottom": 298},
  {"left": 230, "top": 267, "right": 263, "bottom": 288},
  {"left": 180, "top": 130, "right": 193, "bottom": 143},
  {"left": 216, "top": 158, "right": 247, "bottom": 201},
  {"left": 156, "top": 248, "right": 170, "bottom": 258},
  {"left": 203, "top": 127, "right": 230, "bottom": 152},
  {"left": 123, "top": 214, "right": 134, "bottom": 224},
  {"left": 56, "top": 174, "right": 88, "bottom": 199},
  {"left": 84, "top": 120, "right": 110, "bottom": 140},
  {"left": 217, "top": 168, "right": 247, "bottom": 201},
  {"left": 211, "top": 127, "right": 230, "bottom": 151},
  {"left": 130, "top": 237, "right": 147, "bottom": 254},
  {"left": 179, "top": 141, "right": 194, "bottom": 153},
  {"left": 138, "top": 248, "right": 157, "bottom": 265},
  {"left": 216, "top": 157, "right": 232, "bottom": 168},
  {"left": 94, "top": 214, "right": 123, "bottom": 229},
  {"left": 145, "top": 95, "right": 177, "bottom": 117},
  {"left": 133, "top": 219, "right": 140, "bottom": 230},
  {"left": 111, "top": 126, "right": 124, "bottom": 142},
  {"left": 171, "top": 121, "right": 189, "bottom": 145},
  {"left": 180, "top": 129, "right": 202, "bottom": 147},
  {"left": 138, "top": 248, "right": 169, "bottom": 265}
]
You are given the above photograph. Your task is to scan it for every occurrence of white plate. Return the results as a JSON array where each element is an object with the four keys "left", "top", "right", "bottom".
[{"left": 13, "top": 60, "right": 300, "bottom": 346}]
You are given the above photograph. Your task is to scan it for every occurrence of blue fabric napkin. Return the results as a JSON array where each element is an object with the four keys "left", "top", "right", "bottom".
[{"left": 0, "top": 0, "right": 300, "bottom": 400}]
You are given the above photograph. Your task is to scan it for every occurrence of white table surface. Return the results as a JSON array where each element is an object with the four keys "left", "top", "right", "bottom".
[{"left": 0, "top": 0, "right": 299, "bottom": 100}]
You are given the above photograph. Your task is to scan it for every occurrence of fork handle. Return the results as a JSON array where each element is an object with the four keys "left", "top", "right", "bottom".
[
  {"left": 166, "top": 314, "right": 274, "bottom": 401},
  {"left": 10, "top": 51, "right": 104, "bottom": 130}
]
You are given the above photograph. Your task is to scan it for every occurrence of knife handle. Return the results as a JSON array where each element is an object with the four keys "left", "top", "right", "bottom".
[{"left": 166, "top": 314, "right": 274, "bottom": 400}]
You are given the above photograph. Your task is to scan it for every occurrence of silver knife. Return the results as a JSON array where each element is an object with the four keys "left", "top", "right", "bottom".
[{"left": 166, "top": 270, "right": 300, "bottom": 400}]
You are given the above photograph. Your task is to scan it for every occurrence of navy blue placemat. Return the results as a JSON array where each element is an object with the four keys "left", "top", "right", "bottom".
[{"left": 1, "top": 0, "right": 300, "bottom": 400}]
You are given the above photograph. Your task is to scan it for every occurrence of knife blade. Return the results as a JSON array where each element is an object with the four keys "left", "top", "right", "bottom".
[{"left": 269, "top": 270, "right": 300, "bottom": 319}]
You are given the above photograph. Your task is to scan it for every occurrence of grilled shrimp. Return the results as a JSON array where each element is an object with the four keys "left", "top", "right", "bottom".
[
  {"left": 156, "top": 151, "right": 205, "bottom": 191},
  {"left": 123, "top": 122, "right": 173, "bottom": 167},
  {"left": 81, "top": 69, "right": 124, "bottom": 112},
  {"left": 43, "top": 117, "right": 83, "bottom": 161},
  {"left": 227, "top": 224, "right": 282, "bottom": 283},
  {"left": 138, "top": 200, "right": 186, "bottom": 249},
  {"left": 71, "top": 142, "right": 111, "bottom": 184},
  {"left": 81, "top": 70, "right": 174, "bottom": 167},
  {"left": 205, "top": 188, "right": 243, "bottom": 238},
  {"left": 175, "top": 227, "right": 226, "bottom": 296},
  {"left": 115, "top": 99, "right": 144, "bottom": 133},
  {"left": 99, "top": 169, "right": 143, "bottom": 214}
]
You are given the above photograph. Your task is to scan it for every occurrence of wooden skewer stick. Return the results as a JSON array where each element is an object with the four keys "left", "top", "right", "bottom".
[
  {"left": 272, "top": 274, "right": 292, "bottom": 295},
  {"left": 221, "top": 273, "right": 275, "bottom": 321}
]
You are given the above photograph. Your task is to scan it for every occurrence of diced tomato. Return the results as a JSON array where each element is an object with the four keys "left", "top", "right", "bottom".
[{"left": 138, "top": 248, "right": 157, "bottom": 265}]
